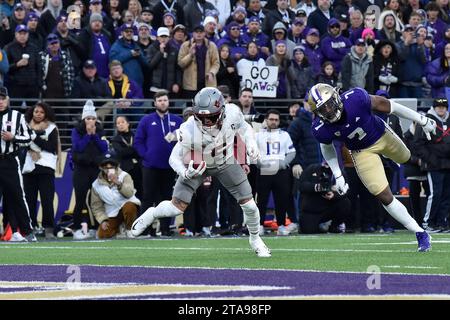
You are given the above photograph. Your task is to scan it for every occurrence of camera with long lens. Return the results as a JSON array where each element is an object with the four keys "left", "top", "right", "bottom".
[
  {"left": 317, "top": 169, "right": 333, "bottom": 194},
  {"left": 243, "top": 113, "right": 265, "bottom": 123}
]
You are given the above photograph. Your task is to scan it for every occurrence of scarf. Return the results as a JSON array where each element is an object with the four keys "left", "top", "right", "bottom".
[{"left": 29, "top": 119, "right": 63, "bottom": 174}]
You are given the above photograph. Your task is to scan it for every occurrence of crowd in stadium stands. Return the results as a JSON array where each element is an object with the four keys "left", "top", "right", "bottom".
[{"left": 1, "top": 0, "right": 450, "bottom": 240}]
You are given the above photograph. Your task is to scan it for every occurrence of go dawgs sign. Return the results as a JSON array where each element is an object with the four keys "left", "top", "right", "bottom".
[{"left": 242, "top": 66, "right": 278, "bottom": 98}]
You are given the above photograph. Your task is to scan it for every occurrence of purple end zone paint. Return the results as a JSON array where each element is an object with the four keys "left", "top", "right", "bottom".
[{"left": 0, "top": 265, "right": 449, "bottom": 298}]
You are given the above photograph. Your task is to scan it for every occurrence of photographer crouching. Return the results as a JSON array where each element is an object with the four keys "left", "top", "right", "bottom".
[{"left": 298, "top": 162, "right": 351, "bottom": 234}]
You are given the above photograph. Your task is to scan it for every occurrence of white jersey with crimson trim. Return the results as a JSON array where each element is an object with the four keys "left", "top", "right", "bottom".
[{"left": 176, "top": 103, "right": 251, "bottom": 168}]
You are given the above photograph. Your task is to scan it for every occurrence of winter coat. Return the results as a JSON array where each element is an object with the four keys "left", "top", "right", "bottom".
[
  {"left": 263, "top": 7, "right": 296, "bottom": 37},
  {"left": 320, "top": 33, "right": 351, "bottom": 74},
  {"left": 183, "top": 0, "right": 217, "bottom": 32},
  {"left": 414, "top": 107, "right": 450, "bottom": 171},
  {"left": 403, "top": 127, "right": 426, "bottom": 178},
  {"left": 71, "top": 73, "right": 111, "bottom": 99},
  {"left": 71, "top": 121, "right": 108, "bottom": 168},
  {"left": 38, "top": 49, "right": 75, "bottom": 97},
  {"left": 373, "top": 40, "right": 401, "bottom": 97},
  {"left": 340, "top": 46, "right": 374, "bottom": 93},
  {"left": 217, "top": 34, "right": 248, "bottom": 60},
  {"left": 302, "top": 39, "right": 323, "bottom": 76},
  {"left": 287, "top": 108, "right": 321, "bottom": 169},
  {"left": 425, "top": 57, "right": 450, "bottom": 98},
  {"left": 270, "top": 22, "right": 296, "bottom": 58},
  {"left": 152, "top": 0, "right": 185, "bottom": 29},
  {"left": 266, "top": 54, "right": 295, "bottom": 98},
  {"left": 396, "top": 40, "right": 427, "bottom": 84},
  {"left": 288, "top": 60, "right": 314, "bottom": 99},
  {"left": 55, "top": 30, "right": 85, "bottom": 73},
  {"left": 90, "top": 168, "right": 140, "bottom": 223},
  {"left": 77, "top": 27, "right": 113, "bottom": 62},
  {"left": 109, "top": 38, "right": 147, "bottom": 88},
  {"left": 178, "top": 38, "right": 220, "bottom": 91},
  {"left": 307, "top": 8, "right": 330, "bottom": 37},
  {"left": 0, "top": 49, "right": 8, "bottom": 87},
  {"left": 111, "top": 130, "right": 140, "bottom": 173},
  {"left": 4, "top": 40, "right": 41, "bottom": 87},
  {"left": 146, "top": 40, "right": 182, "bottom": 92}
]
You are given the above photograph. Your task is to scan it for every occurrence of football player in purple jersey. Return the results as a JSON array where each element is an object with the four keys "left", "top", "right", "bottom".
[{"left": 308, "top": 83, "right": 436, "bottom": 252}]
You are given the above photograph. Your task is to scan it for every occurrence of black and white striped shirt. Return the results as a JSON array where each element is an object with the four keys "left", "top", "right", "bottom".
[{"left": 0, "top": 108, "right": 35, "bottom": 155}]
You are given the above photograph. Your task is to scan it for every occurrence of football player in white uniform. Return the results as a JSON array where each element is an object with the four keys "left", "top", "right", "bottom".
[{"left": 131, "top": 87, "right": 271, "bottom": 257}]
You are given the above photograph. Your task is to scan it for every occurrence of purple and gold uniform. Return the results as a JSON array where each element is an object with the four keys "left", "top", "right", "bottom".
[{"left": 312, "top": 88, "right": 410, "bottom": 196}]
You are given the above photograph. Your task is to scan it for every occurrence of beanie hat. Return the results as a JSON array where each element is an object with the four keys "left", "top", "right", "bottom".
[
  {"left": 361, "top": 28, "right": 375, "bottom": 38},
  {"left": 82, "top": 100, "right": 97, "bottom": 119},
  {"left": 89, "top": 13, "right": 103, "bottom": 24}
]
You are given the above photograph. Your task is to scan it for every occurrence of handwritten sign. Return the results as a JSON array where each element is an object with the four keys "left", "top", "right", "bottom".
[{"left": 242, "top": 66, "right": 278, "bottom": 98}]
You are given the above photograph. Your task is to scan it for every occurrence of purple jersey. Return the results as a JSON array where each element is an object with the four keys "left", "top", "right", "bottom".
[{"left": 312, "top": 88, "right": 386, "bottom": 150}]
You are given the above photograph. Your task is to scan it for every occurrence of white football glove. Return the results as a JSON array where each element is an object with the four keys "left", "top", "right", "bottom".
[
  {"left": 184, "top": 160, "right": 206, "bottom": 179},
  {"left": 292, "top": 164, "right": 303, "bottom": 179},
  {"left": 247, "top": 143, "right": 260, "bottom": 162},
  {"left": 421, "top": 117, "right": 437, "bottom": 141},
  {"left": 335, "top": 175, "right": 349, "bottom": 195}
]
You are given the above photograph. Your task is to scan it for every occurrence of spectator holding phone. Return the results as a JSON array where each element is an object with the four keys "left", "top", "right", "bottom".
[{"left": 110, "top": 23, "right": 148, "bottom": 89}]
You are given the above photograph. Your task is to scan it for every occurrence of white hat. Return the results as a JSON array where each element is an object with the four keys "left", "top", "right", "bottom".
[
  {"left": 82, "top": 100, "right": 97, "bottom": 119},
  {"left": 157, "top": 27, "right": 170, "bottom": 37},
  {"left": 203, "top": 16, "right": 216, "bottom": 26}
]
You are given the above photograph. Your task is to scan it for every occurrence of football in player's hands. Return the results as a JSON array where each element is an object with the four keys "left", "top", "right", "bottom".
[{"left": 183, "top": 150, "right": 204, "bottom": 169}]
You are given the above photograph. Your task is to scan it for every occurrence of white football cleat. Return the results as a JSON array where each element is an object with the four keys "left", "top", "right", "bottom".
[
  {"left": 249, "top": 235, "right": 271, "bottom": 258},
  {"left": 131, "top": 207, "right": 155, "bottom": 237},
  {"left": 9, "top": 232, "right": 27, "bottom": 242}
]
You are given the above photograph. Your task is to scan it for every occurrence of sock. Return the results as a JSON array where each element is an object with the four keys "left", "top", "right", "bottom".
[
  {"left": 153, "top": 200, "right": 184, "bottom": 219},
  {"left": 383, "top": 198, "right": 424, "bottom": 233},
  {"left": 240, "top": 199, "right": 261, "bottom": 237}
]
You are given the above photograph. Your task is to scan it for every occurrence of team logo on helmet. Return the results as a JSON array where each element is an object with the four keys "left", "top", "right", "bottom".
[
  {"left": 308, "top": 83, "right": 343, "bottom": 123},
  {"left": 192, "top": 87, "right": 225, "bottom": 130}
]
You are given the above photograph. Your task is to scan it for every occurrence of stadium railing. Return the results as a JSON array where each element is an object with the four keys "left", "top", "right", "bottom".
[{"left": 9, "top": 97, "right": 434, "bottom": 150}]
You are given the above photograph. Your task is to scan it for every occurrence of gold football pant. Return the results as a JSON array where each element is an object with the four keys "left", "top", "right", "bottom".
[{"left": 349, "top": 127, "right": 410, "bottom": 196}]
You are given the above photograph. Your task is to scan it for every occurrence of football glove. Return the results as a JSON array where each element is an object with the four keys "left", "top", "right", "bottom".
[
  {"left": 246, "top": 142, "right": 260, "bottom": 162},
  {"left": 184, "top": 160, "right": 206, "bottom": 179},
  {"left": 421, "top": 116, "right": 437, "bottom": 141},
  {"left": 335, "top": 175, "right": 349, "bottom": 195}
]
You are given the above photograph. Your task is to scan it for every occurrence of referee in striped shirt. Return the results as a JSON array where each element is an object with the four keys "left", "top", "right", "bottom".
[{"left": 0, "top": 86, "right": 37, "bottom": 242}]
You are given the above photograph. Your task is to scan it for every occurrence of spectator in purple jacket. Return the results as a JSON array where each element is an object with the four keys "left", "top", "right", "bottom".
[
  {"left": 301, "top": 27, "right": 323, "bottom": 77},
  {"left": 426, "top": 42, "right": 450, "bottom": 98},
  {"left": 71, "top": 100, "right": 108, "bottom": 240},
  {"left": 425, "top": 2, "right": 447, "bottom": 46},
  {"left": 241, "top": 15, "right": 270, "bottom": 59},
  {"left": 320, "top": 18, "right": 352, "bottom": 74},
  {"left": 216, "top": 22, "right": 247, "bottom": 62},
  {"left": 133, "top": 90, "right": 182, "bottom": 237},
  {"left": 77, "top": 12, "right": 113, "bottom": 78},
  {"left": 435, "top": 25, "right": 450, "bottom": 59}
]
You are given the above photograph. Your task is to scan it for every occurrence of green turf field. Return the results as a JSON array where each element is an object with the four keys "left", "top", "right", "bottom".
[{"left": 1, "top": 231, "right": 449, "bottom": 275}]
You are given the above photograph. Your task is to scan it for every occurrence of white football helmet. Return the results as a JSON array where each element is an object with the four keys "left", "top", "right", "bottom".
[
  {"left": 192, "top": 87, "right": 225, "bottom": 131},
  {"left": 308, "top": 83, "right": 343, "bottom": 123}
]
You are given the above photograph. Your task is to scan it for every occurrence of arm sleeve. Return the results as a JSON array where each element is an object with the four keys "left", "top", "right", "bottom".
[
  {"left": 389, "top": 100, "right": 427, "bottom": 125},
  {"left": 168, "top": 142, "right": 187, "bottom": 177},
  {"left": 14, "top": 115, "right": 35, "bottom": 147},
  {"left": 320, "top": 143, "right": 342, "bottom": 178}
]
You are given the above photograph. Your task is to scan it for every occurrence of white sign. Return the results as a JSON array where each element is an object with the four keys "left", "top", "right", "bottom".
[{"left": 242, "top": 66, "right": 278, "bottom": 98}]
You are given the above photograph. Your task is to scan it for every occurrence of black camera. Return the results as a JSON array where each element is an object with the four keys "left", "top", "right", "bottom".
[
  {"left": 317, "top": 168, "right": 333, "bottom": 193},
  {"left": 243, "top": 113, "right": 265, "bottom": 123}
]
